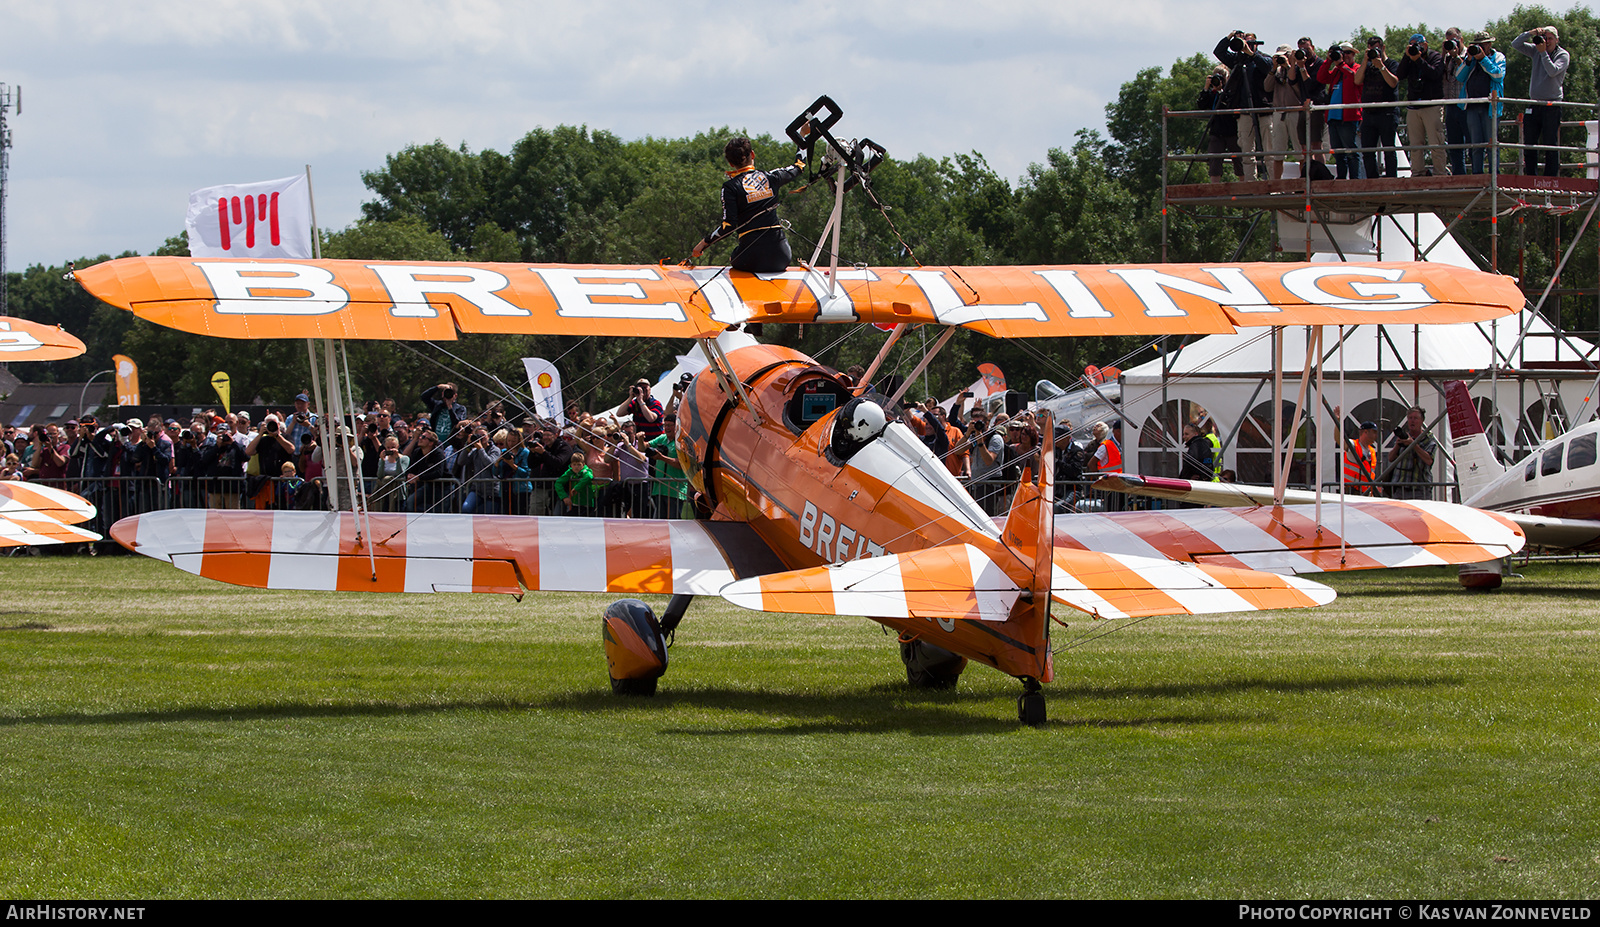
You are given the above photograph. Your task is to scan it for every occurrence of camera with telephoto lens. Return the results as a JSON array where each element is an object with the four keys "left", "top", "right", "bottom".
[
  {"left": 1367, "top": 47, "right": 1381, "bottom": 61},
  {"left": 1442, "top": 38, "right": 1459, "bottom": 53},
  {"left": 1294, "top": 48, "right": 1307, "bottom": 61},
  {"left": 1467, "top": 43, "right": 1482, "bottom": 56}
]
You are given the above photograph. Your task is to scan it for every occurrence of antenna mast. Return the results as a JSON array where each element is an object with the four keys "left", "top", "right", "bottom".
[{"left": 0, "top": 82, "right": 15, "bottom": 317}]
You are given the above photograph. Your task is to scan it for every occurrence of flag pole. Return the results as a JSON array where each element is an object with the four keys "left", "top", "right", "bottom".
[{"left": 305, "top": 164, "right": 321, "bottom": 259}]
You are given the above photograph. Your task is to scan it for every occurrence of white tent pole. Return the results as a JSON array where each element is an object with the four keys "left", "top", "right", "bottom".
[
  {"left": 1339, "top": 325, "right": 1348, "bottom": 565},
  {"left": 1272, "top": 328, "right": 1284, "bottom": 501}
]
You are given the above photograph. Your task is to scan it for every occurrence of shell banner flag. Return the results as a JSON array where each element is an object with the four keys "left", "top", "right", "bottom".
[
  {"left": 185, "top": 173, "right": 314, "bottom": 259},
  {"left": 211, "top": 372, "right": 231, "bottom": 413},
  {"left": 522, "top": 358, "right": 565, "bottom": 425},
  {"left": 112, "top": 355, "right": 140, "bottom": 406}
]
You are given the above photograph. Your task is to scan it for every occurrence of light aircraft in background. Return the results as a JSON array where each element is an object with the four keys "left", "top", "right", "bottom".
[
  {"left": 0, "top": 317, "right": 104, "bottom": 549},
  {"left": 74, "top": 250, "right": 1531, "bottom": 723},
  {"left": 1443, "top": 380, "right": 1600, "bottom": 587}
]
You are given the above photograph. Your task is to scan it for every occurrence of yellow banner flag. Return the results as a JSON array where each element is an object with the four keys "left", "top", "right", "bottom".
[
  {"left": 112, "top": 355, "right": 141, "bottom": 406},
  {"left": 211, "top": 372, "right": 231, "bottom": 413}
]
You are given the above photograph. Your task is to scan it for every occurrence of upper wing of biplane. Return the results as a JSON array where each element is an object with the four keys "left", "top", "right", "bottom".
[
  {"left": 0, "top": 316, "right": 86, "bottom": 362},
  {"left": 73, "top": 257, "right": 1523, "bottom": 341},
  {"left": 0, "top": 482, "right": 102, "bottom": 547}
]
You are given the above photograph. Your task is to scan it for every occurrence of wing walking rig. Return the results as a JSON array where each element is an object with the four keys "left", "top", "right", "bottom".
[{"left": 77, "top": 98, "right": 1528, "bottom": 724}]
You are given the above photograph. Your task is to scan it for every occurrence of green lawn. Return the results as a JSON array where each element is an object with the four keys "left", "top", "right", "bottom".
[{"left": 2, "top": 554, "right": 1597, "bottom": 898}]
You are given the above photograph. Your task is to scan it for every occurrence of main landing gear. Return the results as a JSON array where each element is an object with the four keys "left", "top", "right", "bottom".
[
  {"left": 602, "top": 595, "right": 693, "bottom": 696},
  {"left": 1017, "top": 677, "right": 1046, "bottom": 727},
  {"left": 899, "top": 636, "right": 967, "bottom": 690}
]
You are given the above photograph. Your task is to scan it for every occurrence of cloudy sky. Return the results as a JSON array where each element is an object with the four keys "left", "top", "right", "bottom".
[{"left": 1, "top": 0, "right": 1518, "bottom": 270}]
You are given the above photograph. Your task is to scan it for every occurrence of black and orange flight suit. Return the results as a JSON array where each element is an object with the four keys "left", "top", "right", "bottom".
[{"left": 704, "top": 154, "right": 806, "bottom": 273}]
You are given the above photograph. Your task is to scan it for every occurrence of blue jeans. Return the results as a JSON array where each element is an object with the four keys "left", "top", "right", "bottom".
[
  {"left": 1464, "top": 104, "right": 1497, "bottom": 174},
  {"left": 1329, "top": 119, "right": 1361, "bottom": 179}
]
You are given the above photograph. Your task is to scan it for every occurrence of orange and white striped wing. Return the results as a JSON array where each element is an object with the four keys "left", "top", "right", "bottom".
[
  {"left": 718, "top": 542, "right": 1333, "bottom": 621},
  {"left": 1056, "top": 500, "right": 1524, "bottom": 574},
  {"left": 0, "top": 482, "right": 101, "bottom": 547},
  {"left": 721, "top": 543, "right": 1023, "bottom": 620},
  {"left": 1048, "top": 549, "right": 1333, "bottom": 619},
  {"left": 110, "top": 510, "right": 780, "bottom": 595}
]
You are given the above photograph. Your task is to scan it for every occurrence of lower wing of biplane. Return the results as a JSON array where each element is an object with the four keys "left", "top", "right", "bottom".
[
  {"left": 1079, "top": 475, "right": 1525, "bottom": 573},
  {"left": 109, "top": 508, "right": 1332, "bottom": 619},
  {"left": 0, "top": 482, "right": 102, "bottom": 547}
]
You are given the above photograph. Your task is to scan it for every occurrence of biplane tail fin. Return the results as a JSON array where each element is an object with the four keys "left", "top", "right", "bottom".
[{"left": 1444, "top": 380, "right": 1505, "bottom": 504}]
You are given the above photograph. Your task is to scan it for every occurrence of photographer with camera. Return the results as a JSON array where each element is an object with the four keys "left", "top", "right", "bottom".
[
  {"left": 421, "top": 382, "right": 467, "bottom": 447},
  {"left": 286, "top": 392, "right": 319, "bottom": 447},
  {"left": 1512, "top": 27, "right": 1570, "bottom": 176},
  {"left": 1295, "top": 38, "right": 1329, "bottom": 170},
  {"left": 1264, "top": 45, "right": 1312, "bottom": 180},
  {"left": 622, "top": 377, "right": 666, "bottom": 441},
  {"left": 1440, "top": 29, "right": 1469, "bottom": 175},
  {"left": 1215, "top": 31, "right": 1274, "bottom": 181},
  {"left": 1319, "top": 43, "right": 1365, "bottom": 178},
  {"left": 1355, "top": 36, "right": 1401, "bottom": 179},
  {"left": 1198, "top": 64, "right": 1244, "bottom": 183},
  {"left": 1455, "top": 32, "right": 1506, "bottom": 175},
  {"left": 1388, "top": 407, "right": 1436, "bottom": 500},
  {"left": 1396, "top": 33, "right": 1449, "bottom": 175}
]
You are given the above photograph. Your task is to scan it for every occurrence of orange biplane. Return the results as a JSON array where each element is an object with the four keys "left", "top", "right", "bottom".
[
  {"left": 0, "top": 316, "right": 104, "bottom": 549},
  {"left": 72, "top": 249, "right": 1531, "bottom": 723}
]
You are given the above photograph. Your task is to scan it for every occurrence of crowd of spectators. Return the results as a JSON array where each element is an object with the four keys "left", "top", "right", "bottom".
[
  {"left": 1200, "top": 25, "right": 1570, "bottom": 182},
  {"left": 3, "top": 367, "right": 1153, "bottom": 533},
  {"left": 0, "top": 377, "right": 713, "bottom": 539}
]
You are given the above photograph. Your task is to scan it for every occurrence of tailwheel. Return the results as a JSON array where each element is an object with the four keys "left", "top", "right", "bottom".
[
  {"left": 1017, "top": 677, "right": 1046, "bottom": 727},
  {"left": 602, "top": 599, "right": 668, "bottom": 697},
  {"left": 899, "top": 636, "right": 967, "bottom": 690}
]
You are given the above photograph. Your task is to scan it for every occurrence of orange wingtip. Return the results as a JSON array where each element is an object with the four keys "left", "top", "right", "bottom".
[{"left": 0, "top": 316, "right": 86, "bottom": 361}]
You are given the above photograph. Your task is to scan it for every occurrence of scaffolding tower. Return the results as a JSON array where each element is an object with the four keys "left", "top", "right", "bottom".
[{"left": 1150, "top": 95, "right": 1600, "bottom": 487}]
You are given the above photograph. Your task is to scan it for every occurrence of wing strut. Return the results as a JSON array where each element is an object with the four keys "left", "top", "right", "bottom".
[{"left": 696, "top": 335, "right": 763, "bottom": 426}]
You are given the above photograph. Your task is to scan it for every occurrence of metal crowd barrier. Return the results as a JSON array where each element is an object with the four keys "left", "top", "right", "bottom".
[{"left": 27, "top": 475, "right": 703, "bottom": 528}]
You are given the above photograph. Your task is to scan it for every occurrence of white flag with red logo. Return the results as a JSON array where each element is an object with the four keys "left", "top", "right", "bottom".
[
  {"left": 185, "top": 174, "right": 314, "bottom": 258},
  {"left": 522, "top": 358, "right": 566, "bottom": 426}
]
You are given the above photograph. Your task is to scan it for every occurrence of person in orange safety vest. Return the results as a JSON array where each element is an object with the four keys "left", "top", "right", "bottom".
[{"left": 1343, "top": 420, "right": 1382, "bottom": 494}]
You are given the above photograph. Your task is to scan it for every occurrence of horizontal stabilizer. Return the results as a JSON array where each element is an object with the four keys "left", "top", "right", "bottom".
[
  {"left": 1048, "top": 548, "right": 1334, "bottom": 619},
  {"left": 719, "top": 542, "right": 1335, "bottom": 621},
  {"left": 720, "top": 543, "right": 1022, "bottom": 620},
  {"left": 0, "top": 482, "right": 101, "bottom": 547},
  {"left": 1053, "top": 496, "right": 1525, "bottom": 575},
  {"left": 112, "top": 510, "right": 783, "bottom": 596},
  {"left": 1501, "top": 511, "right": 1600, "bottom": 551}
]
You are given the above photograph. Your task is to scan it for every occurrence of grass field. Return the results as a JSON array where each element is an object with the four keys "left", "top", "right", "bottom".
[{"left": 2, "top": 553, "right": 1598, "bottom": 898}]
